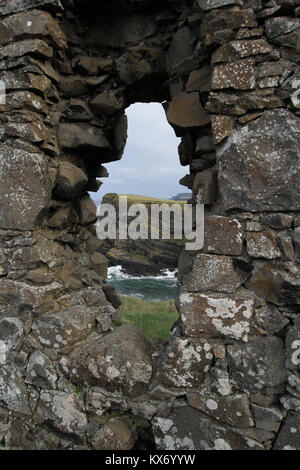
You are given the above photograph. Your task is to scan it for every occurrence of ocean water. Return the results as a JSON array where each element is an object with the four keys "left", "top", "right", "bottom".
[{"left": 107, "top": 265, "right": 180, "bottom": 302}]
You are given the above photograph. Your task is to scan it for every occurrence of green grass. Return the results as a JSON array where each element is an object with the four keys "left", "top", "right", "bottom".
[
  {"left": 119, "top": 296, "right": 179, "bottom": 343},
  {"left": 104, "top": 193, "right": 187, "bottom": 205}
]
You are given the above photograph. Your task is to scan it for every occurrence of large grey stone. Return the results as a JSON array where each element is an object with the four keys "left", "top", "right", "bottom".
[
  {"left": 183, "top": 254, "right": 248, "bottom": 294},
  {"left": 152, "top": 404, "right": 261, "bottom": 450},
  {"left": 219, "top": 110, "right": 300, "bottom": 211},
  {"left": 227, "top": 336, "right": 287, "bottom": 394},
  {"left": 245, "top": 261, "right": 300, "bottom": 305},
  {"left": 60, "top": 324, "right": 153, "bottom": 397},
  {"left": 180, "top": 291, "right": 254, "bottom": 342},
  {"left": 0, "top": 144, "right": 51, "bottom": 230}
]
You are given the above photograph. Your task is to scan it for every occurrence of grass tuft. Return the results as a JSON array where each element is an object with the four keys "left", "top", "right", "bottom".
[{"left": 119, "top": 296, "right": 179, "bottom": 343}]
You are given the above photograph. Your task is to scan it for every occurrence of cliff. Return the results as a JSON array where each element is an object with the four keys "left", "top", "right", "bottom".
[{"left": 98, "top": 193, "right": 185, "bottom": 275}]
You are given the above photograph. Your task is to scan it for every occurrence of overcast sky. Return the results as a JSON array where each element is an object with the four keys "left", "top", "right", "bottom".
[{"left": 93, "top": 102, "right": 186, "bottom": 204}]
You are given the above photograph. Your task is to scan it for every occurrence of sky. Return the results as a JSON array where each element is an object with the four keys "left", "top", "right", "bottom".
[{"left": 93, "top": 102, "right": 186, "bottom": 204}]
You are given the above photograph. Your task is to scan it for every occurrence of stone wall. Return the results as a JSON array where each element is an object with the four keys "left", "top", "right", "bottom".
[{"left": 0, "top": 0, "right": 299, "bottom": 450}]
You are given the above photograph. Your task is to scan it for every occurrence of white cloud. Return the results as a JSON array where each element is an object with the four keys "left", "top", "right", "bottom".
[{"left": 94, "top": 102, "right": 187, "bottom": 201}]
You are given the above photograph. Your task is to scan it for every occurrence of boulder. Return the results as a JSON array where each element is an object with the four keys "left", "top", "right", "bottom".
[
  {"left": 198, "top": 0, "right": 242, "bottom": 10},
  {"left": 227, "top": 336, "right": 287, "bottom": 394},
  {"left": 158, "top": 337, "right": 214, "bottom": 388},
  {"left": 187, "top": 393, "right": 254, "bottom": 428},
  {"left": 25, "top": 350, "right": 57, "bottom": 389},
  {"left": 211, "top": 59, "right": 256, "bottom": 90},
  {"left": 152, "top": 404, "right": 260, "bottom": 450},
  {"left": 274, "top": 411, "right": 300, "bottom": 450},
  {"left": 165, "top": 92, "right": 210, "bottom": 137},
  {"left": 246, "top": 231, "right": 281, "bottom": 259},
  {"left": 35, "top": 391, "right": 87, "bottom": 439},
  {"left": 0, "top": 144, "right": 51, "bottom": 230},
  {"left": 0, "top": 39, "right": 53, "bottom": 59},
  {"left": 53, "top": 162, "right": 88, "bottom": 201},
  {"left": 203, "top": 216, "right": 243, "bottom": 256},
  {"left": 60, "top": 324, "right": 153, "bottom": 397},
  {"left": 180, "top": 291, "right": 254, "bottom": 342},
  {"left": 91, "top": 418, "right": 137, "bottom": 450},
  {"left": 245, "top": 261, "right": 300, "bottom": 305},
  {"left": 1, "top": 8, "right": 67, "bottom": 48},
  {"left": 183, "top": 254, "right": 248, "bottom": 294},
  {"left": 90, "top": 251, "right": 108, "bottom": 279},
  {"left": 218, "top": 110, "right": 300, "bottom": 211},
  {"left": 211, "top": 115, "right": 235, "bottom": 144},
  {"left": 166, "top": 27, "right": 197, "bottom": 75},
  {"left": 90, "top": 90, "right": 124, "bottom": 116},
  {"left": 57, "top": 123, "right": 111, "bottom": 156}
]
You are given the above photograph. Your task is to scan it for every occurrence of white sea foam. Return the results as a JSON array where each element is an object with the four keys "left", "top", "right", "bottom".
[{"left": 107, "top": 265, "right": 178, "bottom": 281}]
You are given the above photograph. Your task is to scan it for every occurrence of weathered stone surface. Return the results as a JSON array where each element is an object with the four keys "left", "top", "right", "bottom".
[
  {"left": 203, "top": 216, "right": 243, "bottom": 255},
  {"left": 90, "top": 251, "right": 108, "bottom": 279},
  {"left": 218, "top": 110, "right": 300, "bottom": 211},
  {"left": 152, "top": 404, "right": 260, "bottom": 450},
  {"left": 180, "top": 291, "right": 254, "bottom": 342},
  {"left": 251, "top": 404, "right": 283, "bottom": 432},
  {"left": 245, "top": 261, "right": 300, "bottom": 305},
  {"left": 212, "top": 40, "right": 272, "bottom": 64},
  {"left": 47, "top": 204, "right": 79, "bottom": 228},
  {"left": 1, "top": 9, "right": 67, "bottom": 48},
  {"left": 0, "top": 39, "right": 53, "bottom": 59},
  {"left": 0, "top": 363, "right": 31, "bottom": 415},
  {"left": 166, "top": 27, "right": 197, "bottom": 75},
  {"left": 211, "top": 115, "right": 235, "bottom": 144},
  {"left": 25, "top": 350, "right": 57, "bottom": 389},
  {"left": 227, "top": 337, "right": 287, "bottom": 393},
  {"left": 35, "top": 391, "right": 87, "bottom": 438},
  {"left": 193, "top": 168, "right": 217, "bottom": 204},
  {"left": 201, "top": 9, "right": 257, "bottom": 46},
  {"left": 0, "top": 317, "right": 23, "bottom": 364},
  {"left": 0, "top": 0, "right": 63, "bottom": 16},
  {"left": 90, "top": 90, "right": 124, "bottom": 116},
  {"left": 91, "top": 418, "right": 137, "bottom": 450},
  {"left": 0, "top": 144, "right": 51, "bottom": 230},
  {"left": 186, "top": 66, "right": 210, "bottom": 92},
  {"left": 60, "top": 324, "right": 153, "bottom": 397},
  {"left": 211, "top": 59, "right": 256, "bottom": 90},
  {"left": 184, "top": 254, "right": 248, "bottom": 294},
  {"left": 246, "top": 231, "right": 281, "bottom": 259},
  {"left": 31, "top": 305, "right": 98, "bottom": 350},
  {"left": 265, "top": 17, "right": 300, "bottom": 39},
  {"left": 158, "top": 337, "right": 214, "bottom": 388},
  {"left": 75, "top": 56, "right": 113, "bottom": 75},
  {"left": 254, "top": 303, "right": 289, "bottom": 336},
  {"left": 53, "top": 162, "right": 88, "bottom": 201},
  {"left": 198, "top": 0, "right": 241, "bottom": 10},
  {"left": 165, "top": 92, "right": 210, "bottom": 137},
  {"left": 57, "top": 123, "right": 111, "bottom": 155},
  {"left": 206, "top": 89, "right": 284, "bottom": 115},
  {"left": 5, "top": 121, "right": 54, "bottom": 143},
  {"left": 0, "top": 71, "right": 51, "bottom": 94},
  {"left": 77, "top": 196, "right": 97, "bottom": 225},
  {"left": 274, "top": 411, "right": 300, "bottom": 450},
  {"left": 188, "top": 393, "right": 254, "bottom": 428}
]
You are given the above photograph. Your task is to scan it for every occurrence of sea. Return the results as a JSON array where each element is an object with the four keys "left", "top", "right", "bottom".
[{"left": 107, "top": 265, "right": 180, "bottom": 302}]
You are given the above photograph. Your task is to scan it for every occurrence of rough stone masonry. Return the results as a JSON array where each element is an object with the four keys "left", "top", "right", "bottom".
[{"left": 0, "top": 0, "right": 299, "bottom": 450}]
